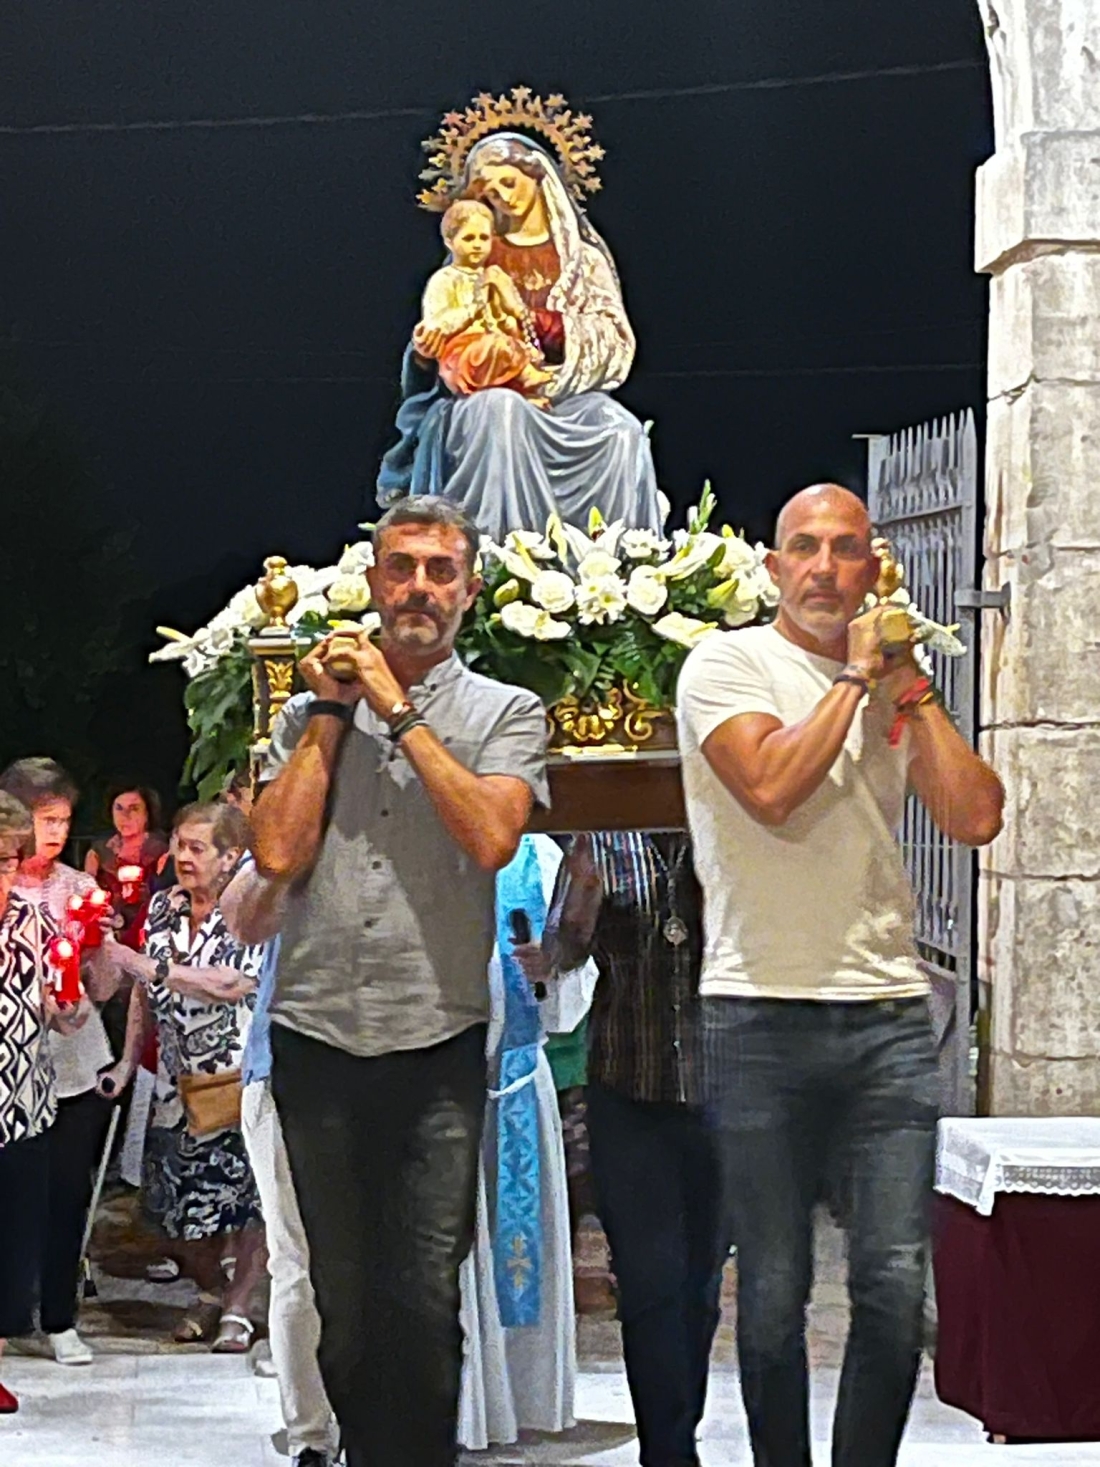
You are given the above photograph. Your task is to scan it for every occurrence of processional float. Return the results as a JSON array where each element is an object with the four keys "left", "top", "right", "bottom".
[{"left": 152, "top": 87, "right": 961, "bottom": 830}]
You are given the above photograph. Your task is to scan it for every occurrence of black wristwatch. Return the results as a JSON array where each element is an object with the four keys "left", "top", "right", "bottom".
[{"left": 307, "top": 699, "right": 355, "bottom": 724}]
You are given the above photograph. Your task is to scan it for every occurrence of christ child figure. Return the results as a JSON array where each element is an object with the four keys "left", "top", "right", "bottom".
[{"left": 413, "top": 199, "right": 554, "bottom": 406}]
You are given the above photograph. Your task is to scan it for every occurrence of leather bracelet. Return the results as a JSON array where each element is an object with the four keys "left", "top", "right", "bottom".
[
  {"left": 388, "top": 711, "right": 427, "bottom": 744},
  {"left": 833, "top": 670, "right": 872, "bottom": 696},
  {"left": 307, "top": 699, "right": 355, "bottom": 724}
]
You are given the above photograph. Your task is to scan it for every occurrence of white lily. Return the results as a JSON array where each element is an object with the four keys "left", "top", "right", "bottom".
[
  {"left": 651, "top": 612, "right": 721, "bottom": 649},
  {"left": 575, "top": 573, "right": 628, "bottom": 625}
]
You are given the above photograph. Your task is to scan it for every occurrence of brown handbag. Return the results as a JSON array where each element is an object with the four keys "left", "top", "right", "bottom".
[{"left": 178, "top": 1070, "right": 243, "bottom": 1137}]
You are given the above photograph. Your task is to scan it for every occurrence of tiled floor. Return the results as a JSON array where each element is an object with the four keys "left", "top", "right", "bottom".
[{"left": 5, "top": 1354, "right": 1100, "bottom": 1467}]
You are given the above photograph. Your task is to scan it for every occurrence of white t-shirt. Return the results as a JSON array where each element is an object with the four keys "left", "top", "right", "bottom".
[{"left": 676, "top": 624, "right": 927, "bottom": 1002}]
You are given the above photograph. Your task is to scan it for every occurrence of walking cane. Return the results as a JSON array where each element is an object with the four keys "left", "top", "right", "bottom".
[{"left": 79, "top": 1104, "right": 121, "bottom": 1299}]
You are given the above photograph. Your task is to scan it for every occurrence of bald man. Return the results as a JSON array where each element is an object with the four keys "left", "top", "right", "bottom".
[{"left": 676, "top": 485, "right": 1002, "bottom": 1467}]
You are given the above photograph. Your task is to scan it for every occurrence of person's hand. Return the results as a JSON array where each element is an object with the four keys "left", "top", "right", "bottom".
[
  {"left": 876, "top": 644, "right": 924, "bottom": 704},
  {"left": 511, "top": 940, "right": 553, "bottom": 990},
  {"left": 845, "top": 607, "right": 894, "bottom": 681},
  {"left": 413, "top": 321, "right": 446, "bottom": 360},
  {"left": 322, "top": 634, "right": 407, "bottom": 722},
  {"left": 96, "top": 1059, "right": 135, "bottom": 1100},
  {"left": 181, "top": 966, "right": 258, "bottom": 1004},
  {"left": 44, "top": 989, "right": 89, "bottom": 1033},
  {"left": 299, "top": 634, "right": 364, "bottom": 706},
  {"left": 563, "top": 832, "right": 600, "bottom": 888}
]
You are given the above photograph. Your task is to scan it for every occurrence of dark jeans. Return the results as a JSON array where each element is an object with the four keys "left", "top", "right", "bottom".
[
  {"left": 587, "top": 1082, "right": 729, "bottom": 1467},
  {"left": 270, "top": 1022, "right": 487, "bottom": 1467},
  {"left": 0, "top": 1129, "right": 50, "bottom": 1337},
  {"left": 705, "top": 997, "right": 938, "bottom": 1467},
  {"left": 41, "top": 1089, "right": 113, "bottom": 1334}
]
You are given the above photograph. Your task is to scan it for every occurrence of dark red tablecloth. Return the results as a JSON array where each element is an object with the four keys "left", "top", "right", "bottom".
[{"left": 933, "top": 1191, "right": 1100, "bottom": 1441}]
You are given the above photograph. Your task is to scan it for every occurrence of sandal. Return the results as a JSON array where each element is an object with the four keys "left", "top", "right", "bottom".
[
  {"left": 211, "top": 1312, "right": 255, "bottom": 1354},
  {"left": 172, "top": 1295, "right": 221, "bottom": 1344}
]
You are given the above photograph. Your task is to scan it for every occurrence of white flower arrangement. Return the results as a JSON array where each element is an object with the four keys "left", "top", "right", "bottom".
[{"left": 150, "top": 541, "right": 376, "bottom": 677}]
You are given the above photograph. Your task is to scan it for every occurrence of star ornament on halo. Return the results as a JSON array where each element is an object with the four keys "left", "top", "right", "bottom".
[{"left": 416, "top": 86, "right": 606, "bottom": 210}]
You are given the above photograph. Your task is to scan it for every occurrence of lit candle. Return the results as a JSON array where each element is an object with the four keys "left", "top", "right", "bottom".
[
  {"left": 117, "top": 864, "right": 144, "bottom": 904},
  {"left": 47, "top": 935, "right": 83, "bottom": 1004}
]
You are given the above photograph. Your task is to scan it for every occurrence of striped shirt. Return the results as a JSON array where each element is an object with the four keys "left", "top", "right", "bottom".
[{"left": 583, "top": 833, "right": 706, "bottom": 1107}]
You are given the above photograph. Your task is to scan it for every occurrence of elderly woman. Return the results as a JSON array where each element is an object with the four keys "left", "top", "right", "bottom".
[
  {"left": 0, "top": 792, "right": 88, "bottom": 1413},
  {"left": 0, "top": 759, "right": 126, "bottom": 1367},
  {"left": 111, "top": 801, "right": 265, "bottom": 1352}
]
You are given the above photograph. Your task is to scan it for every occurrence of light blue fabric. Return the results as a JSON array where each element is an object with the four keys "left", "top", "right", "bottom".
[
  {"left": 242, "top": 936, "right": 280, "bottom": 1087},
  {"left": 492, "top": 837, "right": 547, "bottom": 1328}
]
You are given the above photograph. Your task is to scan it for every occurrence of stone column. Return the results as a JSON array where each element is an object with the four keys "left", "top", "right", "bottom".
[{"left": 976, "top": 0, "right": 1100, "bottom": 1113}]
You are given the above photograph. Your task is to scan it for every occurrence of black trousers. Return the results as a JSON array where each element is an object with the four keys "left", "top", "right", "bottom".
[
  {"left": 271, "top": 1023, "right": 486, "bottom": 1467},
  {"left": 0, "top": 1129, "right": 50, "bottom": 1338},
  {"left": 587, "top": 1082, "right": 729, "bottom": 1467},
  {"left": 40, "top": 1089, "right": 113, "bottom": 1335}
]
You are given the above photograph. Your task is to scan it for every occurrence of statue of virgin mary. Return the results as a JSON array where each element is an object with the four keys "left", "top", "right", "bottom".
[{"left": 378, "top": 105, "right": 663, "bottom": 542}]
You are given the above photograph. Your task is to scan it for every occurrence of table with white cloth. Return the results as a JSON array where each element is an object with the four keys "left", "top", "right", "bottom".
[{"left": 933, "top": 1117, "right": 1100, "bottom": 1443}]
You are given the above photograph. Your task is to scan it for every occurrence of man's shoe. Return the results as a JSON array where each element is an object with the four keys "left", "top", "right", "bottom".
[
  {"left": 0, "top": 1382, "right": 18, "bottom": 1413},
  {"left": 50, "top": 1329, "right": 94, "bottom": 1365},
  {"left": 292, "top": 1451, "right": 333, "bottom": 1467}
]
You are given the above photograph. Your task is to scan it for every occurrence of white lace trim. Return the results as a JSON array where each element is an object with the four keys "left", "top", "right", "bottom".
[{"left": 936, "top": 1118, "right": 1100, "bottom": 1215}]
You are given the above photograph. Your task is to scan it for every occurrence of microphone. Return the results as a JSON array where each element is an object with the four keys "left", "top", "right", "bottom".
[{"left": 507, "top": 908, "right": 545, "bottom": 1000}]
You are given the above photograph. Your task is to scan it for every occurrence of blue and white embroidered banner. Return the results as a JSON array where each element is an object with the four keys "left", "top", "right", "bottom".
[{"left": 491, "top": 837, "right": 546, "bottom": 1328}]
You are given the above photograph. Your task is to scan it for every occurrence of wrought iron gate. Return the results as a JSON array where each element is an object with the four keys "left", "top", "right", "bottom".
[{"left": 866, "top": 411, "right": 980, "bottom": 1116}]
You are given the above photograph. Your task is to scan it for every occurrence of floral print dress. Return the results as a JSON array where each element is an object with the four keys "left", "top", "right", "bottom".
[{"left": 141, "top": 887, "right": 265, "bottom": 1241}]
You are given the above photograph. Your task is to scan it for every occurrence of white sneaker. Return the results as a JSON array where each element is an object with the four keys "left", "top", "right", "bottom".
[{"left": 50, "top": 1329, "right": 94, "bottom": 1365}]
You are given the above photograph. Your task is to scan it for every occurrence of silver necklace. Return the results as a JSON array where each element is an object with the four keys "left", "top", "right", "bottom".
[{"left": 649, "top": 838, "right": 690, "bottom": 947}]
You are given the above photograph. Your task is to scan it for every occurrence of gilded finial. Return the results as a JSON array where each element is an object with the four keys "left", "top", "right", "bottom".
[{"left": 256, "top": 556, "right": 299, "bottom": 630}]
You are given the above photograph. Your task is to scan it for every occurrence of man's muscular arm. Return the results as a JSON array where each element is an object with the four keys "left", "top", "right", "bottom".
[
  {"left": 700, "top": 607, "right": 887, "bottom": 827},
  {"left": 251, "top": 640, "right": 357, "bottom": 882},
  {"left": 397, "top": 727, "right": 533, "bottom": 872},
  {"left": 342, "top": 632, "right": 533, "bottom": 872}
]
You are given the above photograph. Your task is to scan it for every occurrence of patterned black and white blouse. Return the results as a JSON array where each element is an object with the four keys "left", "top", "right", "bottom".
[
  {"left": 142, "top": 886, "right": 265, "bottom": 1131},
  {"left": 0, "top": 892, "right": 60, "bottom": 1147}
]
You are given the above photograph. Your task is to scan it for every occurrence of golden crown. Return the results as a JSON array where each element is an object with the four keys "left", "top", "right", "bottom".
[{"left": 417, "top": 86, "right": 605, "bottom": 212}]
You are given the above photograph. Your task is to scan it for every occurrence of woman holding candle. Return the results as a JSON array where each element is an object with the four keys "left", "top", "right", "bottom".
[
  {"left": 85, "top": 784, "right": 169, "bottom": 948},
  {"left": 0, "top": 758, "right": 126, "bottom": 1368},
  {"left": 0, "top": 791, "right": 88, "bottom": 1413}
]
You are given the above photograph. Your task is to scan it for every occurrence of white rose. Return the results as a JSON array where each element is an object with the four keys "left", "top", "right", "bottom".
[
  {"left": 326, "top": 575, "right": 372, "bottom": 615},
  {"left": 224, "top": 586, "right": 268, "bottom": 630},
  {"left": 651, "top": 611, "right": 720, "bottom": 649},
  {"left": 576, "top": 548, "right": 621, "bottom": 581},
  {"left": 575, "top": 573, "right": 628, "bottom": 625},
  {"left": 620, "top": 528, "right": 670, "bottom": 560},
  {"left": 288, "top": 593, "right": 330, "bottom": 624},
  {"left": 530, "top": 570, "right": 576, "bottom": 614},
  {"left": 625, "top": 566, "right": 668, "bottom": 617},
  {"left": 751, "top": 564, "right": 781, "bottom": 609},
  {"left": 500, "top": 601, "right": 543, "bottom": 638},
  {"left": 359, "top": 611, "right": 382, "bottom": 637},
  {"left": 338, "top": 541, "right": 375, "bottom": 575}
]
